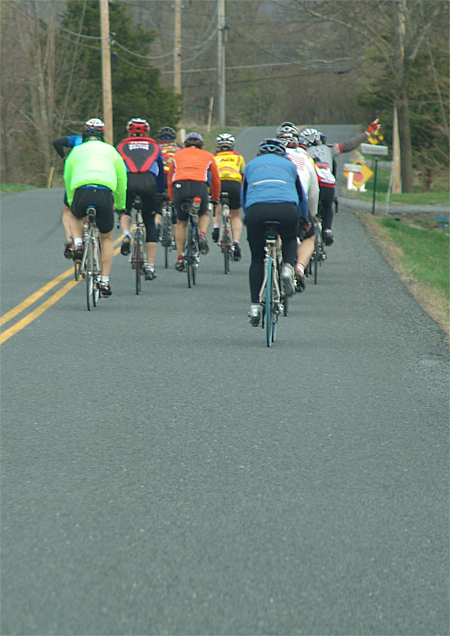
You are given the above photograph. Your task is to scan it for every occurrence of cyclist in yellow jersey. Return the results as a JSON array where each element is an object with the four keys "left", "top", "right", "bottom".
[{"left": 212, "top": 133, "right": 245, "bottom": 260}]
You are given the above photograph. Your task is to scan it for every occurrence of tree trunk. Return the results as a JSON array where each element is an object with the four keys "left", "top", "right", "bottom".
[{"left": 397, "top": 90, "right": 414, "bottom": 192}]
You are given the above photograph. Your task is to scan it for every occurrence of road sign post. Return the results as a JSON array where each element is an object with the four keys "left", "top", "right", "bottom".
[{"left": 361, "top": 144, "right": 389, "bottom": 214}]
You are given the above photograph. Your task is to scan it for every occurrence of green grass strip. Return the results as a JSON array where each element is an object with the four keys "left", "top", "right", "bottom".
[{"left": 380, "top": 217, "right": 449, "bottom": 302}]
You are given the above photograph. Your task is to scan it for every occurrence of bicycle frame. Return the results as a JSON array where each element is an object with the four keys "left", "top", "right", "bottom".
[
  {"left": 258, "top": 223, "right": 284, "bottom": 346},
  {"left": 79, "top": 206, "right": 101, "bottom": 311}
]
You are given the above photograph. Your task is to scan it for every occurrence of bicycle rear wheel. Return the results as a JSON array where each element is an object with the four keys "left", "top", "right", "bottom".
[
  {"left": 92, "top": 242, "right": 101, "bottom": 306},
  {"left": 85, "top": 243, "right": 93, "bottom": 311},
  {"left": 186, "top": 224, "right": 193, "bottom": 289},
  {"left": 134, "top": 234, "right": 142, "bottom": 295},
  {"left": 74, "top": 261, "right": 80, "bottom": 281},
  {"left": 265, "top": 257, "right": 274, "bottom": 347},
  {"left": 313, "top": 227, "right": 320, "bottom": 285}
]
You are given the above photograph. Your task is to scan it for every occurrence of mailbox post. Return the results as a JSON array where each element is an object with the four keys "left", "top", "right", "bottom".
[{"left": 361, "top": 143, "right": 389, "bottom": 214}]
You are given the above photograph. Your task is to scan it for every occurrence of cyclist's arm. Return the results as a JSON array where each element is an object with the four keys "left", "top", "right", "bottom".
[
  {"left": 331, "top": 132, "right": 368, "bottom": 157},
  {"left": 167, "top": 160, "right": 175, "bottom": 201},
  {"left": 53, "top": 136, "right": 69, "bottom": 159},
  {"left": 296, "top": 177, "right": 309, "bottom": 218},
  {"left": 307, "top": 161, "right": 319, "bottom": 218},
  {"left": 209, "top": 158, "right": 221, "bottom": 201},
  {"left": 113, "top": 152, "right": 128, "bottom": 210},
  {"left": 63, "top": 155, "right": 74, "bottom": 205},
  {"left": 155, "top": 153, "right": 166, "bottom": 194}
]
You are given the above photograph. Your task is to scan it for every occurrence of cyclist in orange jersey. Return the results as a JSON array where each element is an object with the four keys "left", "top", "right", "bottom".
[
  {"left": 167, "top": 132, "right": 221, "bottom": 271},
  {"left": 212, "top": 133, "right": 245, "bottom": 260}
]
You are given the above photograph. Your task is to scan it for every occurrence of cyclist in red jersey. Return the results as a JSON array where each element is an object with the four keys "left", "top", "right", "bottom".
[{"left": 117, "top": 118, "right": 165, "bottom": 280}]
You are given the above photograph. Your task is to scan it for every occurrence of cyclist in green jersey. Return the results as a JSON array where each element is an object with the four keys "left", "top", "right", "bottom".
[{"left": 64, "top": 118, "right": 127, "bottom": 297}]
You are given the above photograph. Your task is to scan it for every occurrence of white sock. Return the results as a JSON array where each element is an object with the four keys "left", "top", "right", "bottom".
[
  {"left": 101, "top": 276, "right": 109, "bottom": 284},
  {"left": 123, "top": 231, "right": 131, "bottom": 237},
  {"left": 74, "top": 238, "right": 83, "bottom": 247}
]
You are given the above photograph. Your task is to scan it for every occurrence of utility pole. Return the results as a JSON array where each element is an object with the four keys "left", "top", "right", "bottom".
[
  {"left": 217, "top": 0, "right": 225, "bottom": 127},
  {"left": 99, "top": 0, "right": 113, "bottom": 144},
  {"left": 174, "top": 0, "right": 182, "bottom": 95}
]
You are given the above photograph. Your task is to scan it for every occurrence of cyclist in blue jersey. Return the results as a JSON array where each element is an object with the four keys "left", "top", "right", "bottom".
[
  {"left": 53, "top": 132, "right": 83, "bottom": 258},
  {"left": 242, "top": 138, "right": 307, "bottom": 326}
]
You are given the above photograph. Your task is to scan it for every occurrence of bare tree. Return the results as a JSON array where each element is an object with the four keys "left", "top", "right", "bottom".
[{"left": 285, "top": 0, "right": 446, "bottom": 192}]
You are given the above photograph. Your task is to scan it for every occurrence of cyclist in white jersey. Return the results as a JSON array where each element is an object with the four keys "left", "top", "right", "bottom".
[
  {"left": 299, "top": 119, "right": 380, "bottom": 246},
  {"left": 277, "top": 123, "right": 319, "bottom": 291}
]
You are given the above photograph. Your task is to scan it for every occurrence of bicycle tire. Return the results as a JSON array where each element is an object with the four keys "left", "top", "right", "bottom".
[
  {"left": 134, "top": 234, "right": 142, "bottom": 295},
  {"left": 86, "top": 242, "right": 93, "bottom": 311},
  {"left": 162, "top": 215, "right": 171, "bottom": 269},
  {"left": 74, "top": 261, "right": 80, "bottom": 281},
  {"left": 92, "top": 240, "right": 101, "bottom": 306},
  {"left": 314, "top": 227, "right": 320, "bottom": 285},
  {"left": 272, "top": 263, "right": 279, "bottom": 343},
  {"left": 186, "top": 222, "right": 192, "bottom": 289},
  {"left": 265, "top": 257, "right": 274, "bottom": 347},
  {"left": 192, "top": 227, "right": 198, "bottom": 286}
]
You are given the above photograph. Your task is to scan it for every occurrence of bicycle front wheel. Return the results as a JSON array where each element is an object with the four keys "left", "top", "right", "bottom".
[{"left": 265, "top": 257, "right": 274, "bottom": 347}]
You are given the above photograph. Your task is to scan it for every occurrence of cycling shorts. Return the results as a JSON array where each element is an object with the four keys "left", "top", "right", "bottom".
[
  {"left": 172, "top": 181, "right": 209, "bottom": 220},
  {"left": 71, "top": 187, "right": 114, "bottom": 234},
  {"left": 220, "top": 179, "right": 241, "bottom": 210}
]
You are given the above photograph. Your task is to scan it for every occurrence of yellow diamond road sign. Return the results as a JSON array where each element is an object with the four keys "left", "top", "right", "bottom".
[{"left": 343, "top": 160, "right": 374, "bottom": 187}]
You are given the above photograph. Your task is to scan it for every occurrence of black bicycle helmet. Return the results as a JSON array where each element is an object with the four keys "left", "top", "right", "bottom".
[
  {"left": 259, "top": 138, "right": 287, "bottom": 156},
  {"left": 184, "top": 132, "right": 204, "bottom": 148},
  {"left": 158, "top": 126, "right": 177, "bottom": 140},
  {"left": 82, "top": 118, "right": 105, "bottom": 142}
]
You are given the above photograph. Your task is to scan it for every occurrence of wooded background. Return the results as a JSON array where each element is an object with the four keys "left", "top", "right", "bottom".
[{"left": 1, "top": 0, "right": 448, "bottom": 191}]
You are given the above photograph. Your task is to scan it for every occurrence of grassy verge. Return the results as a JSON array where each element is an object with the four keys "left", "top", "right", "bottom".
[
  {"left": 0, "top": 183, "right": 36, "bottom": 193},
  {"left": 354, "top": 210, "right": 449, "bottom": 336},
  {"left": 346, "top": 167, "right": 449, "bottom": 205}
]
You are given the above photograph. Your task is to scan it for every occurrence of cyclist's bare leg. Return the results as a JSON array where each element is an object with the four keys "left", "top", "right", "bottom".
[
  {"left": 154, "top": 213, "right": 162, "bottom": 225},
  {"left": 213, "top": 203, "right": 221, "bottom": 227},
  {"left": 297, "top": 234, "right": 315, "bottom": 268},
  {"left": 145, "top": 241, "right": 157, "bottom": 264},
  {"left": 69, "top": 215, "right": 83, "bottom": 242},
  {"left": 99, "top": 230, "right": 114, "bottom": 276},
  {"left": 198, "top": 212, "right": 210, "bottom": 235},
  {"left": 230, "top": 208, "right": 243, "bottom": 242},
  {"left": 175, "top": 219, "right": 188, "bottom": 255},
  {"left": 63, "top": 205, "right": 72, "bottom": 241},
  {"left": 120, "top": 212, "right": 131, "bottom": 234}
]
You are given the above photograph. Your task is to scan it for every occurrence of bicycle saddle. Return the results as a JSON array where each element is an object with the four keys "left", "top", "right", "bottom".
[{"left": 262, "top": 220, "right": 281, "bottom": 239}]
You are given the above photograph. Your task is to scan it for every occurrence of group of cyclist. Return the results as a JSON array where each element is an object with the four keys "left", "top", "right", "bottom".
[{"left": 57, "top": 115, "right": 380, "bottom": 315}]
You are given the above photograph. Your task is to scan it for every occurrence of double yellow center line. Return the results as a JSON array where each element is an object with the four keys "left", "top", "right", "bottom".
[{"left": 1, "top": 238, "right": 123, "bottom": 345}]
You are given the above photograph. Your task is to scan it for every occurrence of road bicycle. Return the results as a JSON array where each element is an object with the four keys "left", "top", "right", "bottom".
[
  {"left": 130, "top": 195, "right": 147, "bottom": 295},
  {"left": 182, "top": 197, "right": 201, "bottom": 289},
  {"left": 218, "top": 192, "right": 234, "bottom": 274},
  {"left": 258, "top": 221, "right": 289, "bottom": 347},
  {"left": 78, "top": 206, "right": 101, "bottom": 311},
  {"left": 160, "top": 200, "right": 176, "bottom": 269}
]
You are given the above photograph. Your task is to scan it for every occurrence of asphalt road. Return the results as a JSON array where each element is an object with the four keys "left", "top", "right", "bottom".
[{"left": 1, "top": 127, "right": 449, "bottom": 635}]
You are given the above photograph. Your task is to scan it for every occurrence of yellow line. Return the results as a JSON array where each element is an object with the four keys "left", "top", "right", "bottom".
[
  {"left": 0, "top": 268, "right": 74, "bottom": 326},
  {"left": 1, "top": 235, "right": 123, "bottom": 328},
  {"left": 0, "top": 279, "right": 79, "bottom": 345}
]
